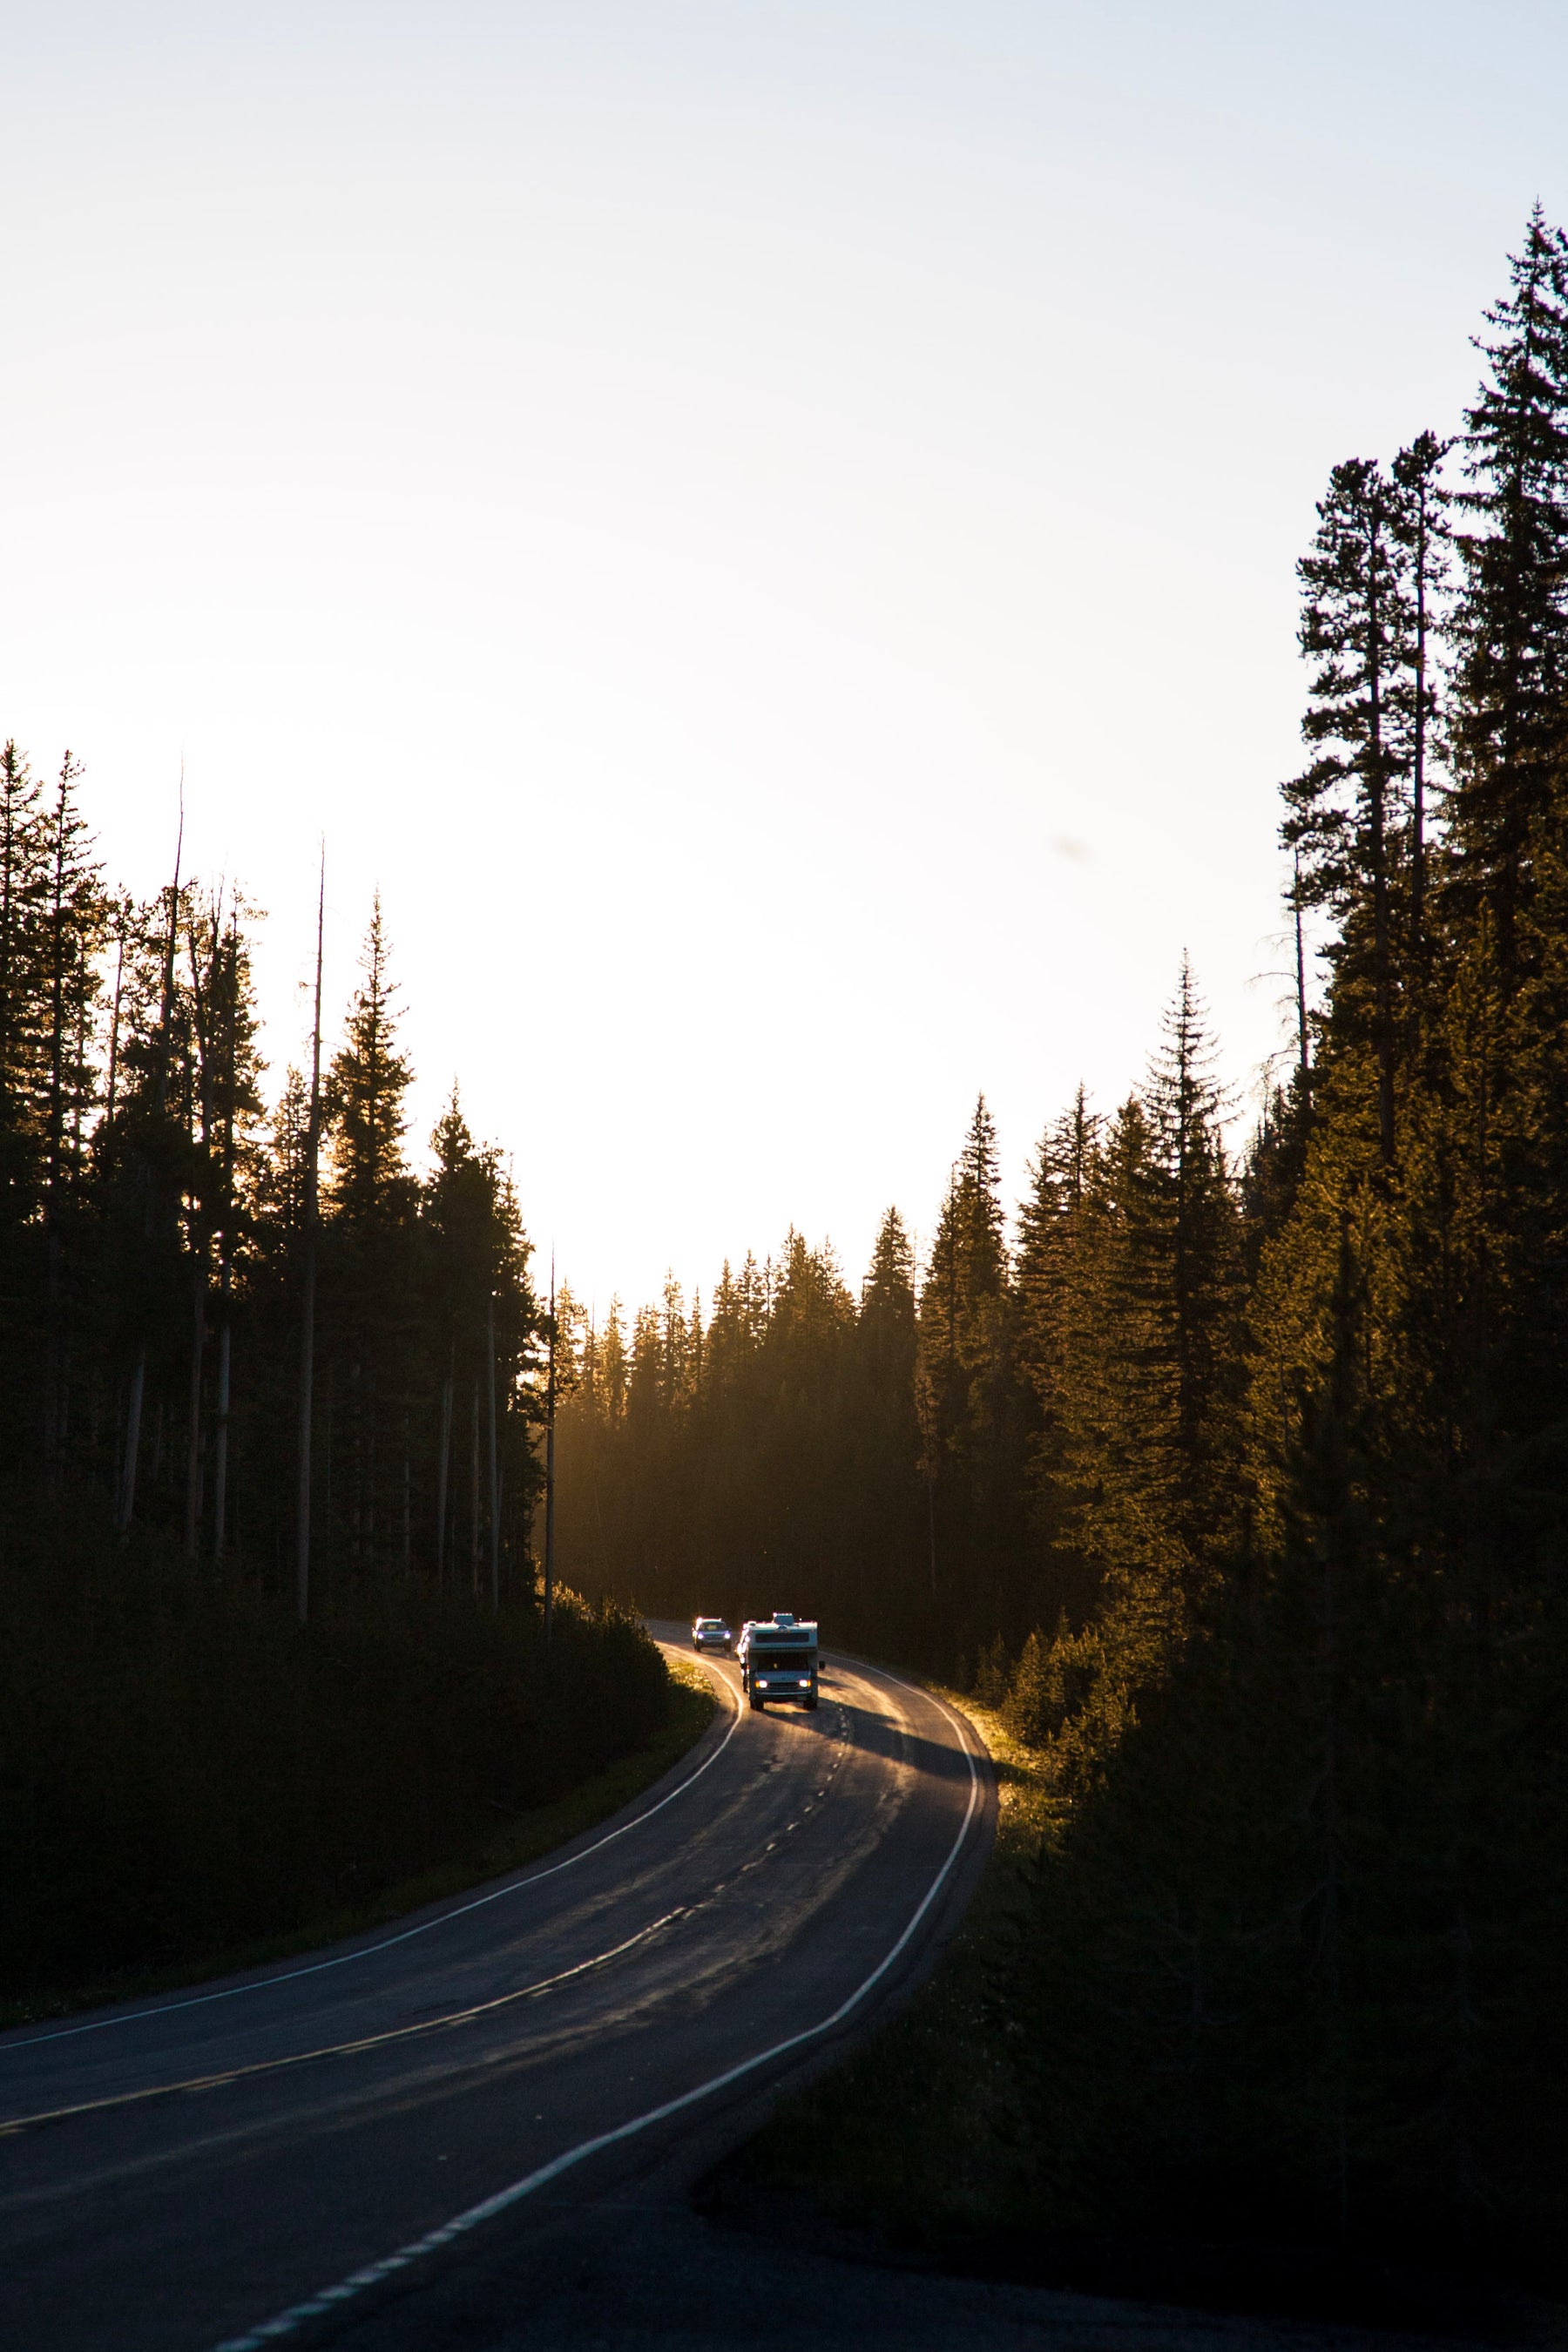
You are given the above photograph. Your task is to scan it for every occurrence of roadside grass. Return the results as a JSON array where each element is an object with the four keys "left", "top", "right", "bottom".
[
  {"left": 1, "top": 1662, "right": 717, "bottom": 2034},
  {"left": 722, "top": 1692, "right": 1052, "bottom": 2238}
]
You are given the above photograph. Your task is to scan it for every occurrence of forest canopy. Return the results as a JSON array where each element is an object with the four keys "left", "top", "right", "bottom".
[
  {"left": 6, "top": 205, "right": 1568, "bottom": 2267},
  {"left": 0, "top": 814, "right": 541, "bottom": 1596},
  {"left": 554, "top": 209, "right": 1568, "bottom": 2271},
  {"left": 0, "top": 787, "right": 666, "bottom": 2004}
]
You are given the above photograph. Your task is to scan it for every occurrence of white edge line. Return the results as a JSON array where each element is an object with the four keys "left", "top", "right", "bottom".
[
  {"left": 208, "top": 1679, "right": 982, "bottom": 2352},
  {"left": 0, "top": 1910, "right": 686, "bottom": 2135},
  {"left": 4, "top": 1653, "right": 740, "bottom": 2054}
]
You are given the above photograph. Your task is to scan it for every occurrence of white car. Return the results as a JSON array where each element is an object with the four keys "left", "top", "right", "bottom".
[{"left": 692, "top": 1616, "right": 732, "bottom": 1654}]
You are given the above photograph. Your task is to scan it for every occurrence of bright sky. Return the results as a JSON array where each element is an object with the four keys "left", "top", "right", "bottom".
[{"left": 4, "top": 3, "right": 1565, "bottom": 1314}]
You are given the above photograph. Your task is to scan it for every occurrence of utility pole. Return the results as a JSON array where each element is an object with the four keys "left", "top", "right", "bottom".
[
  {"left": 544, "top": 1255, "right": 557, "bottom": 1644},
  {"left": 295, "top": 848, "right": 325, "bottom": 1625}
]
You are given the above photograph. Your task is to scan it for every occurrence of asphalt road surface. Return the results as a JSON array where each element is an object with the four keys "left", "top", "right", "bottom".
[{"left": 0, "top": 1630, "right": 994, "bottom": 2351}]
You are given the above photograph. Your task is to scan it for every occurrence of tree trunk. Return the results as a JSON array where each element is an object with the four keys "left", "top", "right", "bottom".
[
  {"left": 350, "top": 1362, "right": 362, "bottom": 1571},
  {"left": 486, "top": 1294, "right": 500, "bottom": 1612},
  {"left": 544, "top": 1372, "right": 556, "bottom": 1642},
  {"left": 1412, "top": 499, "right": 1429, "bottom": 964},
  {"left": 213, "top": 910, "right": 238, "bottom": 1570},
  {"left": 323, "top": 1373, "right": 335, "bottom": 1567},
  {"left": 43, "top": 1227, "right": 62, "bottom": 1477},
  {"left": 1365, "top": 505, "right": 1396, "bottom": 1164},
  {"left": 105, "top": 908, "right": 126, "bottom": 1120},
  {"left": 402, "top": 1412, "right": 411, "bottom": 1577},
  {"left": 295, "top": 851, "right": 325, "bottom": 1625},
  {"left": 118, "top": 1345, "right": 146, "bottom": 1535},
  {"left": 1294, "top": 851, "right": 1311, "bottom": 1092},
  {"left": 926, "top": 1469, "right": 938, "bottom": 1600},
  {"left": 544, "top": 1268, "right": 557, "bottom": 1641},
  {"left": 213, "top": 1260, "right": 233, "bottom": 1566},
  {"left": 436, "top": 1354, "right": 453, "bottom": 1587},
  {"left": 470, "top": 1379, "right": 481, "bottom": 1596},
  {"left": 184, "top": 1253, "right": 206, "bottom": 1558}
]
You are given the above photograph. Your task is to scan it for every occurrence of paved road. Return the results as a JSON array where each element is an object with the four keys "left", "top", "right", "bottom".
[{"left": 0, "top": 1631, "right": 990, "bottom": 2350}]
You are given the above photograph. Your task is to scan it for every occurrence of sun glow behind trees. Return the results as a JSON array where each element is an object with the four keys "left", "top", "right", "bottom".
[
  {"left": 553, "top": 214, "right": 1568, "bottom": 2264},
  {"left": 5, "top": 3, "right": 1566, "bottom": 1310}
]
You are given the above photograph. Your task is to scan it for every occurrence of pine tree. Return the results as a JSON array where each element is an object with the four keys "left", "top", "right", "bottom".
[
  {"left": 1142, "top": 959, "right": 1247, "bottom": 1558},
  {"left": 328, "top": 896, "right": 415, "bottom": 1230},
  {"left": 1389, "top": 430, "right": 1452, "bottom": 965},
  {"left": 916, "top": 1097, "right": 1024, "bottom": 1649},
  {"left": 421, "top": 1085, "right": 537, "bottom": 1592},
  {"left": 858, "top": 1206, "right": 917, "bottom": 1389},
  {"left": 1016, "top": 1091, "right": 1097, "bottom": 1436},
  {"left": 323, "top": 897, "right": 418, "bottom": 1577},
  {"left": 1449, "top": 205, "right": 1568, "bottom": 983},
  {"left": 0, "top": 740, "right": 45, "bottom": 1228},
  {"left": 599, "top": 1297, "right": 629, "bottom": 1421},
  {"left": 1281, "top": 459, "right": 1425, "bottom": 1159},
  {"left": 916, "top": 1096, "right": 1009, "bottom": 1468}
]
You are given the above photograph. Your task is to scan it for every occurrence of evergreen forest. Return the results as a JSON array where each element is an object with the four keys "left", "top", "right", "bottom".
[
  {"left": 556, "top": 213, "right": 1568, "bottom": 2274},
  {"left": 0, "top": 814, "right": 666, "bottom": 2004}
]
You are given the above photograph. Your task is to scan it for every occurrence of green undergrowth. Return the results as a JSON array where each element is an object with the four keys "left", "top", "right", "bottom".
[
  {"left": 3, "top": 1658, "right": 715, "bottom": 2031},
  {"left": 730, "top": 1693, "right": 1051, "bottom": 2236},
  {"left": 0, "top": 1497, "right": 719, "bottom": 2027},
  {"left": 3, "top": 1665, "right": 716, "bottom": 2032}
]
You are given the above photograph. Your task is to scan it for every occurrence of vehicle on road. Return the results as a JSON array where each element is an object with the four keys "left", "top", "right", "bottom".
[
  {"left": 692, "top": 1616, "right": 733, "bottom": 1654},
  {"left": 738, "top": 1612, "right": 819, "bottom": 1711}
]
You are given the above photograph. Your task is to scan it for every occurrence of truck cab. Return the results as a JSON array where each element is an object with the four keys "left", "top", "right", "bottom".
[{"left": 738, "top": 1612, "right": 819, "bottom": 1712}]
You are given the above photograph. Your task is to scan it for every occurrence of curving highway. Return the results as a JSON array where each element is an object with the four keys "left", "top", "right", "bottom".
[{"left": 0, "top": 1630, "right": 992, "bottom": 2351}]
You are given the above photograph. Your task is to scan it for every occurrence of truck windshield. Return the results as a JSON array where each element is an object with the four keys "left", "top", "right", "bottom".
[{"left": 755, "top": 1652, "right": 810, "bottom": 1672}]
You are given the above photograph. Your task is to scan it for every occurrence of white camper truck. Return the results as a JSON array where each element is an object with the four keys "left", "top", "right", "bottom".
[{"left": 737, "top": 1612, "right": 819, "bottom": 1712}]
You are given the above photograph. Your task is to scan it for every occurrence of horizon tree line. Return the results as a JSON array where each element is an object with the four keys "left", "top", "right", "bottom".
[
  {"left": 0, "top": 800, "right": 546, "bottom": 1609},
  {"left": 554, "top": 206, "right": 1568, "bottom": 2261}
]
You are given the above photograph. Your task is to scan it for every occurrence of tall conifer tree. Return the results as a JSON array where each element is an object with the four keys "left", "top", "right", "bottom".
[{"left": 1449, "top": 205, "right": 1568, "bottom": 981}]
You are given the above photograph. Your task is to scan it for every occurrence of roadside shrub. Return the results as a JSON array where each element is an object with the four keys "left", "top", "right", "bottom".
[{"left": 0, "top": 1496, "right": 668, "bottom": 2002}]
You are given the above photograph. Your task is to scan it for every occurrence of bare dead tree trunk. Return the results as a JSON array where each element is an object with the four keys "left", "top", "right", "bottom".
[
  {"left": 213, "top": 913, "right": 239, "bottom": 1568},
  {"left": 119, "top": 799, "right": 183, "bottom": 1538},
  {"left": 183, "top": 1258, "right": 206, "bottom": 1558},
  {"left": 41, "top": 756, "right": 83, "bottom": 1482},
  {"left": 1294, "top": 850, "right": 1311, "bottom": 1094},
  {"left": 296, "top": 851, "right": 325, "bottom": 1625},
  {"left": 183, "top": 896, "right": 223, "bottom": 1561},
  {"left": 436, "top": 1349, "right": 453, "bottom": 1587},
  {"left": 105, "top": 901, "right": 127, "bottom": 1121},
  {"left": 926, "top": 1469, "right": 938, "bottom": 1601},
  {"left": 1364, "top": 502, "right": 1396, "bottom": 1165},
  {"left": 1411, "top": 477, "right": 1430, "bottom": 966},
  {"left": 487, "top": 1294, "right": 500, "bottom": 1612},
  {"left": 544, "top": 1260, "right": 557, "bottom": 1642},
  {"left": 323, "top": 1372, "right": 335, "bottom": 1556},
  {"left": 470, "top": 1378, "right": 481, "bottom": 1596},
  {"left": 213, "top": 1258, "right": 232, "bottom": 1565},
  {"left": 117, "top": 1348, "right": 145, "bottom": 1533},
  {"left": 71, "top": 993, "right": 85, "bottom": 1165},
  {"left": 402, "top": 1411, "right": 411, "bottom": 1577},
  {"left": 350, "top": 1364, "right": 363, "bottom": 1571}
]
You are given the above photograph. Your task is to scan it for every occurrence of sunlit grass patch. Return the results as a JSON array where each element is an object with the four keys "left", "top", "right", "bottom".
[{"left": 731, "top": 1693, "right": 1053, "bottom": 2237}]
